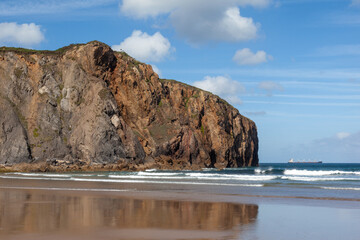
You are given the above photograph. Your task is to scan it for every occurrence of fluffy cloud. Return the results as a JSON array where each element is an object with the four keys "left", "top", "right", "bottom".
[
  {"left": 258, "top": 81, "right": 283, "bottom": 96},
  {"left": 173, "top": 7, "right": 258, "bottom": 43},
  {"left": 336, "top": 132, "right": 351, "bottom": 140},
  {"left": 193, "top": 75, "right": 245, "bottom": 105},
  {"left": 120, "top": 0, "right": 268, "bottom": 43},
  {"left": 0, "top": 22, "right": 44, "bottom": 46},
  {"left": 151, "top": 65, "right": 161, "bottom": 77},
  {"left": 112, "top": 30, "right": 173, "bottom": 62},
  {"left": 233, "top": 48, "right": 272, "bottom": 65},
  {"left": 120, "top": 0, "right": 176, "bottom": 18},
  {"left": 120, "top": 0, "right": 270, "bottom": 18}
]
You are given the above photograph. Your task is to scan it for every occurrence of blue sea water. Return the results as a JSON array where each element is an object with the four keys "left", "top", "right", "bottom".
[{"left": 1, "top": 163, "right": 360, "bottom": 200}]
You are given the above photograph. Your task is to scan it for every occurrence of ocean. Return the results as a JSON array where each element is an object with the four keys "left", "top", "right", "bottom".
[
  {"left": 1, "top": 163, "right": 360, "bottom": 240},
  {"left": 1, "top": 163, "right": 359, "bottom": 200}
]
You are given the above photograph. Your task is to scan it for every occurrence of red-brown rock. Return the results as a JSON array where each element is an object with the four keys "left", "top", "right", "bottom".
[{"left": 0, "top": 41, "right": 258, "bottom": 170}]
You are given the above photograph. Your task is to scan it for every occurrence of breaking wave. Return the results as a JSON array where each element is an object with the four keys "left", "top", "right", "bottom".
[
  {"left": 281, "top": 176, "right": 360, "bottom": 182},
  {"left": 321, "top": 187, "right": 360, "bottom": 191},
  {"left": 254, "top": 168, "right": 273, "bottom": 174},
  {"left": 1, "top": 164, "right": 360, "bottom": 194},
  {"left": 284, "top": 169, "right": 360, "bottom": 176},
  {"left": 9, "top": 172, "right": 72, "bottom": 178},
  {"left": 138, "top": 172, "right": 180, "bottom": 176},
  {"left": 70, "top": 177, "right": 264, "bottom": 187}
]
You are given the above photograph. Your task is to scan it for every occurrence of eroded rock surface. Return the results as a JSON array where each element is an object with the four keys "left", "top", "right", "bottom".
[{"left": 0, "top": 41, "right": 258, "bottom": 170}]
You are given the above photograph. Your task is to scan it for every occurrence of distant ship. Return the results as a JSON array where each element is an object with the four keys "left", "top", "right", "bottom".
[{"left": 288, "top": 158, "right": 322, "bottom": 164}]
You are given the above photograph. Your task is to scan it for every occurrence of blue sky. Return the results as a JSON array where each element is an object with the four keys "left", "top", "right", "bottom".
[{"left": 1, "top": 0, "right": 359, "bottom": 163}]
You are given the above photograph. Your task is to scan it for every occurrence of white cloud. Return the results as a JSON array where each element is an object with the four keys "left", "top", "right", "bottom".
[
  {"left": 0, "top": 22, "right": 44, "bottom": 46},
  {"left": 120, "top": 0, "right": 176, "bottom": 19},
  {"left": 120, "top": 0, "right": 266, "bottom": 44},
  {"left": 193, "top": 75, "right": 245, "bottom": 105},
  {"left": 171, "top": 7, "right": 258, "bottom": 43},
  {"left": 194, "top": 76, "right": 245, "bottom": 96},
  {"left": 151, "top": 65, "right": 161, "bottom": 77},
  {"left": 112, "top": 30, "right": 173, "bottom": 62},
  {"left": 120, "top": 0, "right": 270, "bottom": 18},
  {"left": 225, "top": 95, "right": 244, "bottom": 105},
  {"left": 233, "top": 48, "right": 272, "bottom": 65},
  {"left": 258, "top": 81, "right": 284, "bottom": 96},
  {"left": 336, "top": 132, "right": 351, "bottom": 140}
]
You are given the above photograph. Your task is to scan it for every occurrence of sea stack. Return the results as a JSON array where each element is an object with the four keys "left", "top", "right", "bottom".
[{"left": 0, "top": 41, "right": 258, "bottom": 171}]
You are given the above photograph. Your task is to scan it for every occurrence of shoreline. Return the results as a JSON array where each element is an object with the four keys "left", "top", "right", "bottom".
[
  {"left": 1, "top": 176, "right": 359, "bottom": 209},
  {"left": 0, "top": 161, "right": 209, "bottom": 173},
  {"left": 1, "top": 172, "right": 360, "bottom": 240}
]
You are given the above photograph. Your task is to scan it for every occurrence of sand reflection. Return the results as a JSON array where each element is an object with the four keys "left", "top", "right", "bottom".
[{"left": 0, "top": 189, "right": 258, "bottom": 240}]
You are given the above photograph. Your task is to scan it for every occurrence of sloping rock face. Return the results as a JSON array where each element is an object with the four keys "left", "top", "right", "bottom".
[{"left": 0, "top": 41, "right": 258, "bottom": 169}]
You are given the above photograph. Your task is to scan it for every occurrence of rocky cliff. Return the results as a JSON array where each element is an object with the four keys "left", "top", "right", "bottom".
[{"left": 0, "top": 41, "right": 258, "bottom": 171}]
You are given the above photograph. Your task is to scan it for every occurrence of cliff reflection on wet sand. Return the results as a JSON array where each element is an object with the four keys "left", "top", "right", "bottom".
[{"left": 0, "top": 189, "right": 258, "bottom": 240}]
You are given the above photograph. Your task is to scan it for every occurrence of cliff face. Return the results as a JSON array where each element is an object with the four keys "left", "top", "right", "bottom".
[{"left": 0, "top": 41, "right": 258, "bottom": 170}]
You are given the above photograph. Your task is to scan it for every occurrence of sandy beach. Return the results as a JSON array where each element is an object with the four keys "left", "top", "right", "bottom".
[{"left": 1, "top": 173, "right": 360, "bottom": 240}]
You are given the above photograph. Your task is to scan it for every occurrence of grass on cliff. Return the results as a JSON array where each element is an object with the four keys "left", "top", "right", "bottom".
[{"left": 0, "top": 43, "right": 85, "bottom": 56}]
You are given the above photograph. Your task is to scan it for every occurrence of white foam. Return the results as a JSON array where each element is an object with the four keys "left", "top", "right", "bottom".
[
  {"left": 138, "top": 172, "right": 180, "bottom": 176},
  {"left": 186, "top": 172, "right": 277, "bottom": 181},
  {"left": 0, "top": 174, "right": 264, "bottom": 187},
  {"left": 254, "top": 168, "right": 273, "bottom": 174},
  {"left": 109, "top": 175, "right": 187, "bottom": 180},
  {"left": 321, "top": 187, "right": 360, "bottom": 191},
  {"left": 284, "top": 169, "right": 360, "bottom": 176},
  {"left": 193, "top": 175, "right": 277, "bottom": 181},
  {"left": 109, "top": 173, "right": 277, "bottom": 181},
  {"left": 76, "top": 174, "right": 103, "bottom": 177},
  {"left": 7, "top": 173, "right": 72, "bottom": 178},
  {"left": 0, "top": 175, "right": 72, "bottom": 181},
  {"left": 186, "top": 173, "right": 222, "bottom": 177},
  {"left": 201, "top": 168, "right": 219, "bottom": 171},
  {"left": 70, "top": 177, "right": 264, "bottom": 187},
  {"left": 254, "top": 169, "right": 262, "bottom": 174},
  {"left": 281, "top": 176, "right": 359, "bottom": 182}
]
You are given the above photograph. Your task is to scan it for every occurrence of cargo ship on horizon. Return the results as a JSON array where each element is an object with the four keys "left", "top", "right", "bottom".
[{"left": 288, "top": 158, "right": 323, "bottom": 164}]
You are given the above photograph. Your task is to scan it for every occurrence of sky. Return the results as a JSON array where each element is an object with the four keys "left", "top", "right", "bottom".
[{"left": 0, "top": 0, "right": 359, "bottom": 163}]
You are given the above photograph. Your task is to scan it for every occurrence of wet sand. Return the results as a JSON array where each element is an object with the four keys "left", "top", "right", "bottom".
[{"left": 1, "top": 178, "right": 360, "bottom": 240}]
